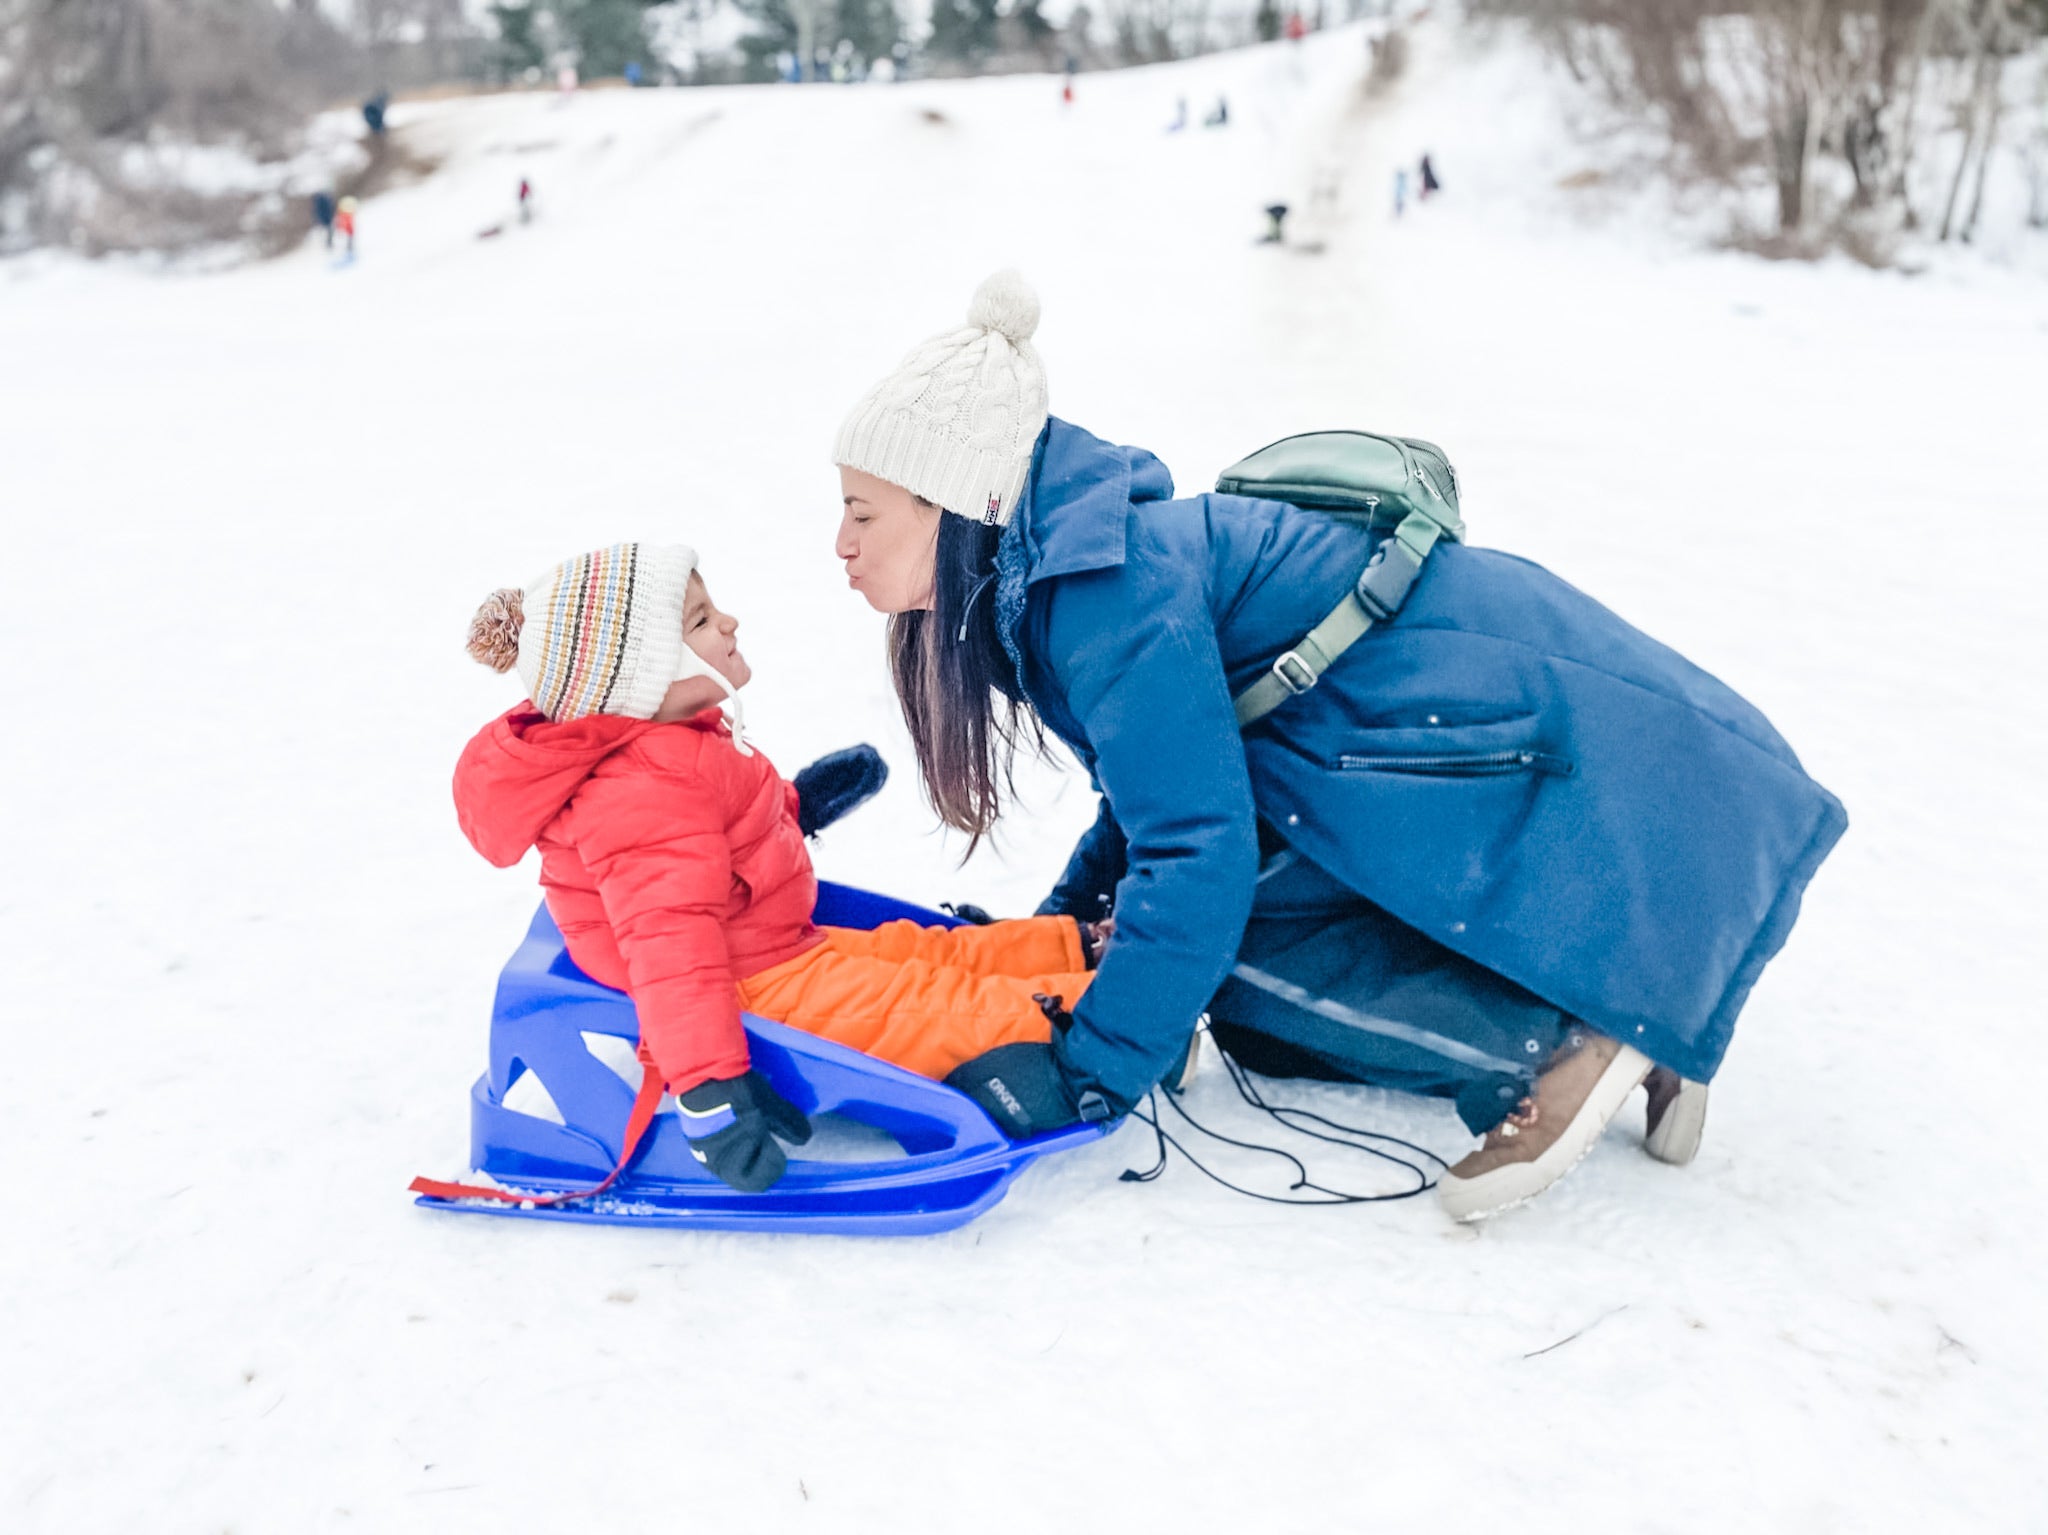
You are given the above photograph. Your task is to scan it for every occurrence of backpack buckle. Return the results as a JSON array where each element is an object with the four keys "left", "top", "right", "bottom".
[
  {"left": 1270, "top": 650, "right": 1318, "bottom": 696},
  {"left": 1356, "top": 538, "right": 1422, "bottom": 622}
]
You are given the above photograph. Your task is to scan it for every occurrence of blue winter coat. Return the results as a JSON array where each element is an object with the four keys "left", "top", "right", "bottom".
[{"left": 995, "top": 419, "right": 1847, "bottom": 1113}]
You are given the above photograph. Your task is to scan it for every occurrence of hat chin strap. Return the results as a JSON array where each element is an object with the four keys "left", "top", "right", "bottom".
[{"left": 675, "top": 646, "right": 751, "bottom": 756}]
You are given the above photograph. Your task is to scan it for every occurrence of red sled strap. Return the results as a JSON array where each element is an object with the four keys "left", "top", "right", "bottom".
[{"left": 409, "top": 1062, "right": 666, "bottom": 1208}]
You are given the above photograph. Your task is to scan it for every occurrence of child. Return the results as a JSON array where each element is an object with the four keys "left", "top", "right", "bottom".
[{"left": 456, "top": 542, "right": 1101, "bottom": 1193}]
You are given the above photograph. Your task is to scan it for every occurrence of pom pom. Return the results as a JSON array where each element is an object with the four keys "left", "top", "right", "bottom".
[
  {"left": 966, "top": 269, "right": 1039, "bottom": 345},
  {"left": 466, "top": 588, "right": 525, "bottom": 673}
]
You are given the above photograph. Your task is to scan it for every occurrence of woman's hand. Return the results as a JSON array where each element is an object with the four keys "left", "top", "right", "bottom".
[{"left": 944, "top": 1043, "right": 1083, "bottom": 1139}]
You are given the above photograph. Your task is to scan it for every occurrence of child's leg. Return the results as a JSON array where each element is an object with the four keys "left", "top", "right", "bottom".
[
  {"left": 736, "top": 935, "right": 1095, "bottom": 1080},
  {"left": 820, "top": 915, "right": 1087, "bottom": 978}
]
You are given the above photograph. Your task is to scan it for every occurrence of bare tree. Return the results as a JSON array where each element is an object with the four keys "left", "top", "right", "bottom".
[
  {"left": 1095, "top": 0, "right": 1211, "bottom": 63},
  {"left": 1838, "top": 0, "right": 1932, "bottom": 209},
  {"left": 1934, "top": 0, "right": 2025, "bottom": 240},
  {"left": 2027, "top": 60, "right": 2048, "bottom": 225},
  {"left": 1, "top": 0, "right": 366, "bottom": 255},
  {"left": 1489, "top": 0, "right": 2035, "bottom": 249}
]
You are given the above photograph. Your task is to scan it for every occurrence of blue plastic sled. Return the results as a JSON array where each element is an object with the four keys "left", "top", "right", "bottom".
[{"left": 414, "top": 883, "right": 1104, "bottom": 1235}]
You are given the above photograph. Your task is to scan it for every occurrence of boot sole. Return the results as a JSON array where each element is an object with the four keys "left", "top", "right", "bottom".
[
  {"left": 1644, "top": 1078, "right": 1708, "bottom": 1166},
  {"left": 1438, "top": 1044, "right": 1651, "bottom": 1223}
]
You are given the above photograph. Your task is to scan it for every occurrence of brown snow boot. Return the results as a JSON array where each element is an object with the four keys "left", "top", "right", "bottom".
[
  {"left": 1437, "top": 1026, "right": 1651, "bottom": 1222},
  {"left": 1642, "top": 1067, "right": 1708, "bottom": 1166}
]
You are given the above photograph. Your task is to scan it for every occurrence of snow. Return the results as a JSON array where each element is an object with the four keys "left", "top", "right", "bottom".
[{"left": 4, "top": 15, "right": 2046, "bottom": 1532}]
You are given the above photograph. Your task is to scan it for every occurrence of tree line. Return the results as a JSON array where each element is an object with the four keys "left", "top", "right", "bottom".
[
  {"left": 1475, "top": 0, "right": 2048, "bottom": 252},
  {"left": 2, "top": 0, "right": 1335, "bottom": 254}
]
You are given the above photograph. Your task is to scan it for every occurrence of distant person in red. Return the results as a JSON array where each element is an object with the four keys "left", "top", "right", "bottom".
[
  {"left": 518, "top": 177, "right": 534, "bottom": 224},
  {"left": 335, "top": 196, "right": 359, "bottom": 258},
  {"left": 1284, "top": 10, "right": 1307, "bottom": 40}
]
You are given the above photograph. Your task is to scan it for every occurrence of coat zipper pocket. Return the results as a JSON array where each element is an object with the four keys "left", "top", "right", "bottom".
[{"left": 1336, "top": 749, "right": 1573, "bottom": 778}]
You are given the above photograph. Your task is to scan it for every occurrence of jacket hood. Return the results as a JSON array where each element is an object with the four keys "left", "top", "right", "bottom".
[
  {"left": 1013, "top": 417, "right": 1175, "bottom": 585},
  {"left": 454, "top": 707, "right": 660, "bottom": 867},
  {"left": 994, "top": 418, "right": 1175, "bottom": 691}
]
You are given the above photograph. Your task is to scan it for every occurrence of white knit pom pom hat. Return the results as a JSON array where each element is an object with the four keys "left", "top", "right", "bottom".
[
  {"left": 833, "top": 270, "right": 1048, "bottom": 528},
  {"left": 514, "top": 542, "right": 698, "bottom": 722}
]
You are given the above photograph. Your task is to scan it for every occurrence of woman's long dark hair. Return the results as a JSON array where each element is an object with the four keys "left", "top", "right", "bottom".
[{"left": 888, "top": 507, "right": 1044, "bottom": 854}]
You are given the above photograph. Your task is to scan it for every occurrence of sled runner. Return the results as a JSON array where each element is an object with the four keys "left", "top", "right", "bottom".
[{"left": 412, "top": 883, "right": 1106, "bottom": 1235}]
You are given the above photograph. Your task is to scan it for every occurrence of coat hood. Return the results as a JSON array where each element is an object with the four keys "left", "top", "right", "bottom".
[
  {"left": 454, "top": 707, "right": 660, "bottom": 867},
  {"left": 1011, "top": 417, "right": 1176, "bottom": 586},
  {"left": 995, "top": 418, "right": 1175, "bottom": 688}
]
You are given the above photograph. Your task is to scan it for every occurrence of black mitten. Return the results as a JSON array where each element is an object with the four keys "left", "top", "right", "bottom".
[
  {"left": 793, "top": 745, "right": 888, "bottom": 838},
  {"left": 675, "top": 1070, "right": 814, "bottom": 1192},
  {"left": 946, "top": 1042, "right": 1089, "bottom": 1140}
]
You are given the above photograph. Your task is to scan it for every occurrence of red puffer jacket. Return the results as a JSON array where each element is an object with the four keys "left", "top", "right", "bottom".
[{"left": 453, "top": 705, "right": 823, "bottom": 1093}]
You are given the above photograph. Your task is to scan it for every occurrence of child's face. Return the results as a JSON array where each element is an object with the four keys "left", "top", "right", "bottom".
[
  {"left": 683, "top": 573, "right": 751, "bottom": 689},
  {"left": 836, "top": 467, "right": 941, "bottom": 614}
]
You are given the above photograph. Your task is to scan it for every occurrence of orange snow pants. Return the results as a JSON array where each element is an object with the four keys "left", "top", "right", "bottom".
[{"left": 734, "top": 916, "right": 1095, "bottom": 1081}]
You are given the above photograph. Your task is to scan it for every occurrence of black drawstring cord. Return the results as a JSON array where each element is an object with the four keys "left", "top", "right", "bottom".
[
  {"left": 1121, "top": 1096, "right": 1171, "bottom": 1183},
  {"left": 1217, "top": 1047, "right": 1451, "bottom": 1177},
  {"left": 1118, "top": 1036, "right": 1447, "bottom": 1205}
]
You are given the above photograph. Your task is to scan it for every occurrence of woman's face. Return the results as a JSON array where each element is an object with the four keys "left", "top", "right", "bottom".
[{"left": 836, "top": 467, "right": 941, "bottom": 614}]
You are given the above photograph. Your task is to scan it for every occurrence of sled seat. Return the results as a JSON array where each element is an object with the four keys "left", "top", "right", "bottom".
[{"left": 439, "top": 881, "right": 1101, "bottom": 1234}]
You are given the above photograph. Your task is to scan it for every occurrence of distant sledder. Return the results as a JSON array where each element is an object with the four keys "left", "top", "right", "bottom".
[
  {"left": 332, "top": 197, "right": 358, "bottom": 265},
  {"left": 477, "top": 178, "right": 537, "bottom": 240},
  {"left": 310, "top": 190, "right": 337, "bottom": 249}
]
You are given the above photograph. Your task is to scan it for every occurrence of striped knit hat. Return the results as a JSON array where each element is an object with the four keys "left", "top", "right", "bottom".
[
  {"left": 833, "top": 270, "right": 1047, "bottom": 527},
  {"left": 465, "top": 543, "right": 696, "bottom": 722}
]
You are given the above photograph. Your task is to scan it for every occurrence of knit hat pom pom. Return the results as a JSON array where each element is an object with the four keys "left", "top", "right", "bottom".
[
  {"left": 967, "top": 269, "right": 1039, "bottom": 345},
  {"left": 466, "top": 588, "right": 525, "bottom": 673}
]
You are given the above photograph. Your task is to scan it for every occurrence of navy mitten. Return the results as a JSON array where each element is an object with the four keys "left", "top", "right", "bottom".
[
  {"left": 793, "top": 745, "right": 888, "bottom": 837},
  {"left": 945, "top": 1039, "right": 1114, "bottom": 1139},
  {"left": 675, "top": 1070, "right": 814, "bottom": 1192}
]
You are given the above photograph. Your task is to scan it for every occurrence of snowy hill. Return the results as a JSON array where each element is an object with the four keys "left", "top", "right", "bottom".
[{"left": 3, "top": 17, "right": 2045, "bottom": 1531}]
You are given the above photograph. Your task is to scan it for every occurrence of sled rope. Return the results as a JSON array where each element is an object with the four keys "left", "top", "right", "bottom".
[{"left": 409, "top": 1062, "right": 666, "bottom": 1209}]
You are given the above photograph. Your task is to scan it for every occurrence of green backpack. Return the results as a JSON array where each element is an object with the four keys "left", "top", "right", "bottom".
[{"left": 1213, "top": 430, "right": 1467, "bottom": 727}]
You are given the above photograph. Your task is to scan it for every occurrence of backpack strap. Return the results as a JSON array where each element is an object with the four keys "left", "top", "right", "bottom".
[{"left": 1232, "top": 509, "right": 1447, "bottom": 729}]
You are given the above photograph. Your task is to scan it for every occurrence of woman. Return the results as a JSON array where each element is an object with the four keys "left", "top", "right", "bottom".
[{"left": 831, "top": 272, "right": 1846, "bottom": 1220}]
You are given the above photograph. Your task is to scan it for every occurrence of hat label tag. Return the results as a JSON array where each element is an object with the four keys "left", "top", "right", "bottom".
[{"left": 983, "top": 495, "right": 1002, "bottom": 525}]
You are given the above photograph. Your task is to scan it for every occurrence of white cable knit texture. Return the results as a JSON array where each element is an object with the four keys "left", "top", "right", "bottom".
[{"left": 834, "top": 271, "right": 1048, "bottom": 526}]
